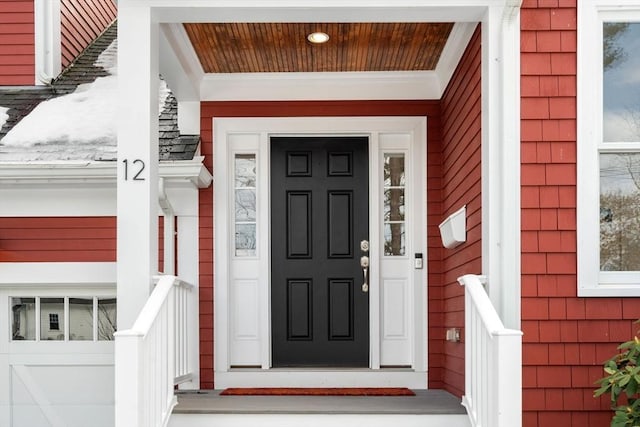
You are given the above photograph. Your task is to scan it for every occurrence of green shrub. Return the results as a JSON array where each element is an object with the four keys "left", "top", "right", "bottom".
[{"left": 595, "top": 332, "right": 640, "bottom": 427}]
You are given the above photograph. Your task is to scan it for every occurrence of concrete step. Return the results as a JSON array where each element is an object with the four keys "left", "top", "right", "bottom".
[{"left": 168, "top": 389, "right": 471, "bottom": 427}]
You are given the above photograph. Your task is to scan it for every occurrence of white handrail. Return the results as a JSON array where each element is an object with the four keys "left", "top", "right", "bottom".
[
  {"left": 114, "top": 275, "right": 195, "bottom": 427},
  {"left": 458, "top": 274, "right": 522, "bottom": 427}
]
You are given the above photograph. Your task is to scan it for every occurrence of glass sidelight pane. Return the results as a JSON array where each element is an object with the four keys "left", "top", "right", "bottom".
[
  {"left": 11, "top": 297, "right": 36, "bottom": 340},
  {"left": 235, "top": 223, "right": 257, "bottom": 257},
  {"left": 384, "top": 155, "right": 406, "bottom": 186},
  {"left": 40, "top": 298, "right": 64, "bottom": 340},
  {"left": 235, "top": 155, "right": 257, "bottom": 187},
  {"left": 97, "top": 298, "right": 117, "bottom": 340},
  {"left": 235, "top": 189, "right": 256, "bottom": 221},
  {"left": 383, "top": 153, "right": 406, "bottom": 256},
  {"left": 69, "top": 298, "right": 94, "bottom": 341},
  {"left": 384, "top": 223, "right": 406, "bottom": 256},
  {"left": 384, "top": 188, "right": 405, "bottom": 221}
]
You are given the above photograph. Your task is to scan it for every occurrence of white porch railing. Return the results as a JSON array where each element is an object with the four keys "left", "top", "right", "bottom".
[
  {"left": 115, "top": 275, "right": 195, "bottom": 427},
  {"left": 458, "top": 274, "right": 523, "bottom": 427}
]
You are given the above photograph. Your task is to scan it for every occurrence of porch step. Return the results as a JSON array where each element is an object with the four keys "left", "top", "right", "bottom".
[{"left": 168, "top": 389, "right": 471, "bottom": 427}]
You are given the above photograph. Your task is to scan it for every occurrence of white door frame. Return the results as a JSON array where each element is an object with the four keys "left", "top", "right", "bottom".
[{"left": 214, "top": 116, "right": 428, "bottom": 387}]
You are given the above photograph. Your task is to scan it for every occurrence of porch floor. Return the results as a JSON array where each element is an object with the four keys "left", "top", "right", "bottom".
[{"left": 173, "top": 389, "right": 466, "bottom": 415}]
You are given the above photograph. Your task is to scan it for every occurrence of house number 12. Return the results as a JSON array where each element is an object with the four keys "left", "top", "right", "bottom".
[{"left": 122, "top": 159, "right": 146, "bottom": 181}]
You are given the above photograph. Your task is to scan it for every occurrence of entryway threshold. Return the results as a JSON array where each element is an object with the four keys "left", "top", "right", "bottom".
[{"left": 173, "top": 389, "right": 466, "bottom": 415}]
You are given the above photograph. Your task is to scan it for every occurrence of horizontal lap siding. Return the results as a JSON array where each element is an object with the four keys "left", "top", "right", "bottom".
[
  {"left": 0, "top": 1, "right": 34, "bottom": 85},
  {"left": 199, "top": 100, "right": 443, "bottom": 389},
  {"left": 60, "top": 0, "right": 116, "bottom": 69},
  {"left": 521, "top": 2, "right": 640, "bottom": 426},
  {"left": 0, "top": 217, "right": 166, "bottom": 269},
  {"left": 0, "top": 217, "right": 116, "bottom": 262},
  {"left": 439, "top": 26, "right": 482, "bottom": 398}
]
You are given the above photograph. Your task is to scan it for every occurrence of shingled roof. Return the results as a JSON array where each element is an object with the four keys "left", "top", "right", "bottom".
[{"left": 0, "top": 22, "right": 199, "bottom": 162}]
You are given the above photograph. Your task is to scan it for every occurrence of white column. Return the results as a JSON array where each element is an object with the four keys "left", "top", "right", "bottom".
[
  {"left": 481, "top": 4, "right": 522, "bottom": 330},
  {"left": 117, "top": 4, "right": 160, "bottom": 330}
]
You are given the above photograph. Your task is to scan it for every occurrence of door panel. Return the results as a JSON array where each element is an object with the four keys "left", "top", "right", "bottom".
[{"left": 271, "top": 136, "right": 369, "bottom": 367}]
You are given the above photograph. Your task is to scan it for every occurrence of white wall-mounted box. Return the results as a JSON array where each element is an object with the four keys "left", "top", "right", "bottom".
[{"left": 439, "top": 205, "right": 466, "bottom": 249}]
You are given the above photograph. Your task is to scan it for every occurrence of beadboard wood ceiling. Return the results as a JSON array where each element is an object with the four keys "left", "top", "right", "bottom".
[{"left": 183, "top": 22, "right": 454, "bottom": 73}]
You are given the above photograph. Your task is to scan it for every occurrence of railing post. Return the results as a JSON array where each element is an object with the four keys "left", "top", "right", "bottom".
[
  {"left": 115, "top": 331, "right": 144, "bottom": 427},
  {"left": 495, "top": 332, "right": 522, "bottom": 427}
]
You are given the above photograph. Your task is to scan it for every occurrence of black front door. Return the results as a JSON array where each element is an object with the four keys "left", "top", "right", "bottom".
[{"left": 271, "top": 136, "right": 369, "bottom": 367}]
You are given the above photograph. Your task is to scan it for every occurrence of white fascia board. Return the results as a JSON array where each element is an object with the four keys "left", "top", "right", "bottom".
[
  {"left": 0, "top": 157, "right": 212, "bottom": 188},
  {"left": 200, "top": 71, "right": 442, "bottom": 101},
  {"left": 146, "top": 2, "right": 495, "bottom": 23},
  {"left": 159, "top": 23, "right": 203, "bottom": 102}
]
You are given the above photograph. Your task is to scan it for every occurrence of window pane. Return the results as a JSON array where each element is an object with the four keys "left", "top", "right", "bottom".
[
  {"left": 11, "top": 297, "right": 35, "bottom": 340},
  {"left": 600, "top": 153, "right": 640, "bottom": 270},
  {"left": 235, "top": 189, "right": 256, "bottom": 221},
  {"left": 603, "top": 22, "right": 640, "bottom": 143},
  {"left": 384, "top": 223, "right": 406, "bottom": 256},
  {"left": 235, "top": 154, "right": 256, "bottom": 187},
  {"left": 235, "top": 224, "right": 256, "bottom": 256},
  {"left": 384, "top": 155, "right": 405, "bottom": 186},
  {"left": 40, "top": 298, "right": 64, "bottom": 340},
  {"left": 384, "top": 189, "right": 405, "bottom": 221},
  {"left": 97, "top": 298, "right": 117, "bottom": 341},
  {"left": 69, "top": 298, "right": 93, "bottom": 341}
]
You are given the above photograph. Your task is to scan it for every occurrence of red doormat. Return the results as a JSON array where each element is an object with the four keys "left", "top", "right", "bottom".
[{"left": 220, "top": 387, "right": 415, "bottom": 396}]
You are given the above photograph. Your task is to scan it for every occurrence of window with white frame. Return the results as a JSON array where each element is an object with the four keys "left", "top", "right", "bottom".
[
  {"left": 11, "top": 296, "right": 116, "bottom": 341},
  {"left": 578, "top": 1, "right": 640, "bottom": 296}
]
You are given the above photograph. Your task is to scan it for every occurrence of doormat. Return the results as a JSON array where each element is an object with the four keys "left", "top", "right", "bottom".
[{"left": 219, "top": 387, "right": 415, "bottom": 396}]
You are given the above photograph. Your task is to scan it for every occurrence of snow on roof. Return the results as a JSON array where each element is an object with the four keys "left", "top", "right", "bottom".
[
  {"left": 0, "top": 107, "right": 8, "bottom": 130},
  {"left": 1, "top": 39, "right": 172, "bottom": 161}
]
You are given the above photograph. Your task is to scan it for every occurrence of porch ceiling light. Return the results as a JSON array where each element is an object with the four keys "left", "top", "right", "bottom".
[{"left": 307, "top": 31, "right": 330, "bottom": 44}]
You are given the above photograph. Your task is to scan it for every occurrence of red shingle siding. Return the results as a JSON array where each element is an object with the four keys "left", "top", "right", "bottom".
[
  {"left": 60, "top": 0, "right": 116, "bottom": 69},
  {"left": 0, "top": 0, "right": 34, "bottom": 85},
  {"left": 439, "top": 26, "right": 482, "bottom": 398},
  {"left": 0, "top": 217, "right": 116, "bottom": 262},
  {"left": 521, "top": 3, "right": 640, "bottom": 426},
  {"left": 199, "top": 100, "right": 443, "bottom": 389}
]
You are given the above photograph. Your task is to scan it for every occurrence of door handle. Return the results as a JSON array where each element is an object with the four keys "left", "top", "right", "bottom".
[
  {"left": 360, "top": 240, "right": 369, "bottom": 293},
  {"left": 361, "top": 255, "right": 369, "bottom": 293}
]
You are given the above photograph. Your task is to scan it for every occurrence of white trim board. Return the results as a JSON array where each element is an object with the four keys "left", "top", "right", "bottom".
[{"left": 213, "top": 116, "right": 428, "bottom": 387}]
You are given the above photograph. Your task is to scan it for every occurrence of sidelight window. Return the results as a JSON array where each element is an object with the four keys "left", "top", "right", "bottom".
[
  {"left": 234, "top": 154, "right": 257, "bottom": 257},
  {"left": 383, "top": 153, "right": 406, "bottom": 256}
]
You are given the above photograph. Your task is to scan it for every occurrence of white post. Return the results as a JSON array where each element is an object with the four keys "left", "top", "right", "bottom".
[
  {"left": 114, "top": 333, "right": 144, "bottom": 427},
  {"left": 177, "top": 215, "right": 200, "bottom": 389},
  {"left": 117, "top": 3, "right": 160, "bottom": 330},
  {"left": 481, "top": 3, "right": 522, "bottom": 330}
]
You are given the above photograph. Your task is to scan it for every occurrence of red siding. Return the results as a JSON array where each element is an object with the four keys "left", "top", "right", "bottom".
[
  {"left": 521, "top": 2, "right": 640, "bottom": 426},
  {"left": 0, "top": 217, "right": 116, "bottom": 262},
  {"left": 60, "top": 0, "right": 116, "bottom": 69},
  {"left": 199, "top": 100, "right": 443, "bottom": 389},
  {"left": 0, "top": 217, "right": 167, "bottom": 271},
  {"left": 0, "top": 0, "right": 35, "bottom": 85},
  {"left": 438, "top": 27, "right": 482, "bottom": 397}
]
